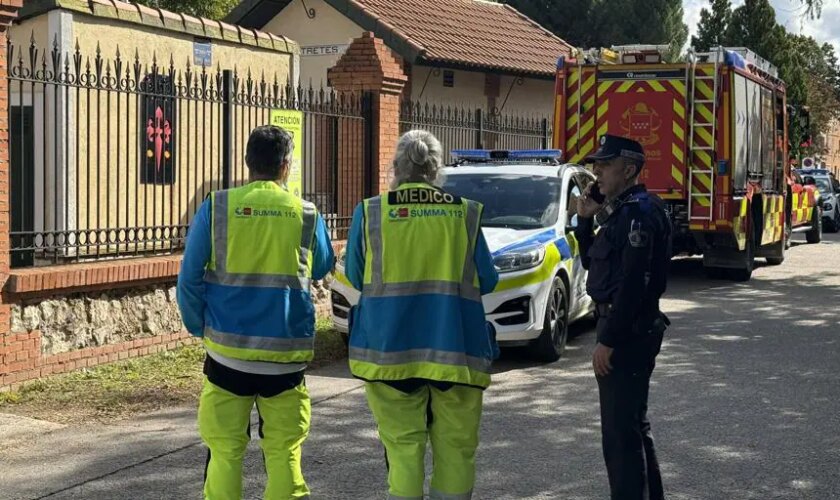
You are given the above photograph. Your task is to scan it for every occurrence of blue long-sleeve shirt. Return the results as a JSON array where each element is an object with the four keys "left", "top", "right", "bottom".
[
  {"left": 177, "top": 198, "right": 334, "bottom": 338},
  {"left": 345, "top": 203, "right": 498, "bottom": 294}
]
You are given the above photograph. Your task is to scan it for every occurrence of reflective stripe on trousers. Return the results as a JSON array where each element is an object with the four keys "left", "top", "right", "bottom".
[
  {"left": 429, "top": 489, "right": 473, "bottom": 500},
  {"left": 365, "top": 196, "right": 481, "bottom": 301},
  {"left": 209, "top": 190, "right": 317, "bottom": 290}
]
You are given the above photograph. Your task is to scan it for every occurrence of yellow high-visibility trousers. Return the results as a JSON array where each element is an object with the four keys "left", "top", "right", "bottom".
[
  {"left": 365, "top": 382, "right": 484, "bottom": 500},
  {"left": 198, "top": 378, "right": 311, "bottom": 499}
]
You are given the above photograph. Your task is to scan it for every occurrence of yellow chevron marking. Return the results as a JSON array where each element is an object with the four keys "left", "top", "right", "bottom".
[
  {"left": 597, "top": 121, "right": 609, "bottom": 138},
  {"left": 617, "top": 81, "right": 634, "bottom": 93},
  {"left": 697, "top": 105, "right": 714, "bottom": 124},
  {"left": 567, "top": 112, "right": 578, "bottom": 130},
  {"left": 695, "top": 172, "right": 712, "bottom": 190},
  {"left": 672, "top": 165, "right": 684, "bottom": 185},
  {"left": 673, "top": 100, "right": 685, "bottom": 120},
  {"left": 695, "top": 150, "right": 712, "bottom": 167},
  {"left": 693, "top": 194, "right": 712, "bottom": 207},
  {"left": 598, "top": 81, "right": 614, "bottom": 95},
  {"left": 670, "top": 80, "right": 687, "bottom": 96},
  {"left": 581, "top": 74, "right": 595, "bottom": 95},
  {"left": 583, "top": 94, "right": 595, "bottom": 111},
  {"left": 649, "top": 81, "right": 667, "bottom": 92},
  {"left": 696, "top": 81, "right": 714, "bottom": 100},
  {"left": 673, "top": 122, "right": 685, "bottom": 141},
  {"left": 579, "top": 117, "right": 595, "bottom": 138},
  {"left": 568, "top": 69, "right": 580, "bottom": 87},
  {"left": 597, "top": 100, "right": 609, "bottom": 119},
  {"left": 672, "top": 143, "right": 685, "bottom": 163},
  {"left": 567, "top": 88, "right": 581, "bottom": 108},
  {"left": 696, "top": 126, "right": 713, "bottom": 147}
]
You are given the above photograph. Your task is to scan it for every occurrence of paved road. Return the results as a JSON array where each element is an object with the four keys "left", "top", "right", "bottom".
[{"left": 3, "top": 232, "right": 839, "bottom": 500}]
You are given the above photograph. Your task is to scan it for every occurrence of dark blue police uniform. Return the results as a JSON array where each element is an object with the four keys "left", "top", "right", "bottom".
[{"left": 575, "top": 135, "right": 672, "bottom": 500}]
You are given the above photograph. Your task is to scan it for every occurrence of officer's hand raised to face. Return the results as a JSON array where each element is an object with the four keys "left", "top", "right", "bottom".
[{"left": 577, "top": 182, "right": 603, "bottom": 219}]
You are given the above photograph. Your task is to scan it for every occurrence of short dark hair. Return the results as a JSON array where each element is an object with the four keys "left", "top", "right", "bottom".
[{"left": 245, "top": 125, "right": 293, "bottom": 177}]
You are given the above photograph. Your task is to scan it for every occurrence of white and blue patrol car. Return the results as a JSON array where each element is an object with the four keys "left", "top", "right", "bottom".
[{"left": 330, "top": 149, "right": 596, "bottom": 362}]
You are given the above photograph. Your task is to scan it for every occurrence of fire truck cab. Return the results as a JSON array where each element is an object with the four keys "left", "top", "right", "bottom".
[{"left": 553, "top": 44, "right": 820, "bottom": 281}]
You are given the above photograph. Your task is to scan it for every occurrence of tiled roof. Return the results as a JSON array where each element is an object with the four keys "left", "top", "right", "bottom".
[
  {"left": 228, "top": 0, "right": 572, "bottom": 77},
  {"left": 18, "top": 0, "right": 298, "bottom": 54}
]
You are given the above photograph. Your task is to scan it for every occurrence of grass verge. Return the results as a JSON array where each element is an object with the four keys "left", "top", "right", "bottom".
[{"left": 0, "top": 318, "right": 347, "bottom": 424}]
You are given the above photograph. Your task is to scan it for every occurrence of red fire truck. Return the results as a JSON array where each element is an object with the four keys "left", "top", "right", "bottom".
[{"left": 553, "top": 45, "right": 821, "bottom": 281}]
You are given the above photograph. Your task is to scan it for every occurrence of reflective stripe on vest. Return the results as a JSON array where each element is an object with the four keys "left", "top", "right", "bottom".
[
  {"left": 205, "top": 327, "right": 314, "bottom": 352},
  {"left": 363, "top": 195, "right": 482, "bottom": 301},
  {"left": 207, "top": 188, "right": 317, "bottom": 290},
  {"left": 349, "top": 347, "right": 492, "bottom": 374}
]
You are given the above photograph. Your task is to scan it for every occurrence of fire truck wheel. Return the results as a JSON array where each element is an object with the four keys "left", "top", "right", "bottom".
[
  {"left": 806, "top": 209, "right": 822, "bottom": 244},
  {"left": 732, "top": 237, "right": 754, "bottom": 282}
]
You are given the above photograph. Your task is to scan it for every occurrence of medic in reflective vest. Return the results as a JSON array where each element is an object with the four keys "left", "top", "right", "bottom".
[
  {"left": 344, "top": 130, "right": 499, "bottom": 500},
  {"left": 178, "top": 125, "right": 334, "bottom": 500}
]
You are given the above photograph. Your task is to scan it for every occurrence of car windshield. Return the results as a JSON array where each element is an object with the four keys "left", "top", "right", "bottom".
[
  {"left": 442, "top": 173, "right": 562, "bottom": 229},
  {"left": 814, "top": 177, "right": 832, "bottom": 193}
]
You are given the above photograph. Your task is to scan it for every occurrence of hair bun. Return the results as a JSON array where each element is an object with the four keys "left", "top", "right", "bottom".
[{"left": 407, "top": 139, "right": 430, "bottom": 166}]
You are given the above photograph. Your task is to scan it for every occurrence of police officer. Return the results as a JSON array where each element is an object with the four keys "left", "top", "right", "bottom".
[
  {"left": 575, "top": 134, "right": 672, "bottom": 500},
  {"left": 344, "top": 130, "right": 499, "bottom": 499},
  {"left": 177, "top": 125, "right": 334, "bottom": 499}
]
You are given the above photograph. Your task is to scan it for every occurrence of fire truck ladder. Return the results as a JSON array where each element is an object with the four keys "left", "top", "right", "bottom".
[{"left": 687, "top": 47, "right": 721, "bottom": 222}]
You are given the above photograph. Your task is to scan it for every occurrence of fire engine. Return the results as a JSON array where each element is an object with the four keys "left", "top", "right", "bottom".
[{"left": 552, "top": 45, "right": 822, "bottom": 281}]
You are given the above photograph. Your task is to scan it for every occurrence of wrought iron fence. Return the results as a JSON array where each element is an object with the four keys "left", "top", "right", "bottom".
[
  {"left": 399, "top": 100, "right": 552, "bottom": 163},
  {"left": 7, "top": 38, "right": 369, "bottom": 268}
]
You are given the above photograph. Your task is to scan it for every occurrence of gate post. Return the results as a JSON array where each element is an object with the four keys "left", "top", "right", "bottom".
[
  {"left": 328, "top": 32, "right": 407, "bottom": 199},
  {"left": 221, "top": 69, "right": 234, "bottom": 189}
]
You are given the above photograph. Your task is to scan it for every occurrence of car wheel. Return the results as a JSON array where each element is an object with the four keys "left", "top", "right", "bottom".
[
  {"left": 806, "top": 208, "right": 822, "bottom": 243},
  {"left": 529, "top": 276, "right": 569, "bottom": 363}
]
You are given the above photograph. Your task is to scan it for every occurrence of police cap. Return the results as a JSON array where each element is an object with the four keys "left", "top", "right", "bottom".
[{"left": 584, "top": 134, "right": 646, "bottom": 167}]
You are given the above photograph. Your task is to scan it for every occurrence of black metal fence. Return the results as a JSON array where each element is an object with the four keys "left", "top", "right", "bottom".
[
  {"left": 399, "top": 100, "right": 553, "bottom": 164},
  {"left": 7, "top": 38, "right": 369, "bottom": 268}
]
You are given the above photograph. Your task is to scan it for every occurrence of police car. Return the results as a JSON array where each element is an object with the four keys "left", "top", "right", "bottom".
[
  {"left": 330, "top": 149, "right": 596, "bottom": 362},
  {"left": 797, "top": 168, "right": 840, "bottom": 232}
]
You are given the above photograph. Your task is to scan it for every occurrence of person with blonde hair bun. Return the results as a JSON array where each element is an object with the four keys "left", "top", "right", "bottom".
[{"left": 344, "top": 129, "right": 499, "bottom": 499}]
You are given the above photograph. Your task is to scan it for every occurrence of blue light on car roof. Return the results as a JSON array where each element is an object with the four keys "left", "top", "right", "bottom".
[{"left": 450, "top": 149, "right": 563, "bottom": 162}]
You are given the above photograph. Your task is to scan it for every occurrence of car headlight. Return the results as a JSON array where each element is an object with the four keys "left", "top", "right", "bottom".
[
  {"left": 493, "top": 246, "right": 546, "bottom": 273},
  {"left": 824, "top": 202, "right": 834, "bottom": 211}
]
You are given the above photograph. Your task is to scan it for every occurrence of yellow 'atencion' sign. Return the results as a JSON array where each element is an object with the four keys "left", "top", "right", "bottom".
[{"left": 269, "top": 109, "right": 304, "bottom": 198}]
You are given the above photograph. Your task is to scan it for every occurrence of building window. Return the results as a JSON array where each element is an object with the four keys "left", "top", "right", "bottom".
[{"left": 443, "top": 70, "right": 454, "bottom": 88}]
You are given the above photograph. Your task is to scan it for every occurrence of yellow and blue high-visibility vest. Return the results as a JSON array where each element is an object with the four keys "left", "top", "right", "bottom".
[
  {"left": 203, "top": 181, "right": 319, "bottom": 364},
  {"left": 346, "top": 182, "right": 499, "bottom": 389}
]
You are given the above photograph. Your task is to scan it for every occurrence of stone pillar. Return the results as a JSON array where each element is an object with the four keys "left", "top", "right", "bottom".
[
  {"left": 0, "top": 0, "right": 23, "bottom": 384},
  {"left": 328, "top": 32, "right": 407, "bottom": 197}
]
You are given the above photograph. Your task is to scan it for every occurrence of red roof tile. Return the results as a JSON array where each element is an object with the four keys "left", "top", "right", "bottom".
[{"left": 351, "top": 0, "right": 571, "bottom": 76}]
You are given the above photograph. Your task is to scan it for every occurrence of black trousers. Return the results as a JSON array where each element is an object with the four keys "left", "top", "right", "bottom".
[{"left": 596, "top": 329, "right": 665, "bottom": 500}]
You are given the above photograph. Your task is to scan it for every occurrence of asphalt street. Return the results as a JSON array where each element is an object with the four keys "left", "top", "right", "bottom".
[{"left": 2, "top": 231, "right": 838, "bottom": 500}]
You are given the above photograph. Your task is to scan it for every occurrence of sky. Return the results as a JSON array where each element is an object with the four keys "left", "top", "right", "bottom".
[{"left": 683, "top": 0, "right": 840, "bottom": 49}]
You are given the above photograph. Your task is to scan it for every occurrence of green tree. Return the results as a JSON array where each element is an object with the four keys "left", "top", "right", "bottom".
[
  {"left": 505, "top": 0, "right": 598, "bottom": 47},
  {"left": 691, "top": 0, "right": 732, "bottom": 52},
  {"left": 726, "top": 0, "right": 785, "bottom": 63},
  {"left": 505, "top": 0, "right": 688, "bottom": 59},
  {"left": 135, "top": 0, "right": 239, "bottom": 20}
]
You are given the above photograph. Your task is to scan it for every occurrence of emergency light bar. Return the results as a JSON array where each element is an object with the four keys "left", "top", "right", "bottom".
[{"left": 450, "top": 149, "right": 563, "bottom": 162}]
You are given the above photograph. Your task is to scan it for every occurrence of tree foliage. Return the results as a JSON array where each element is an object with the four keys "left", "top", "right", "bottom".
[
  {"left": 691, "top": 0, "right": 731, "bottom": 52},
  {"left": 505, "top": 0, "right": 688, "bottom": 60},
  {"left": 134, "top": 0, "right": 239, "bottom": 20}
]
